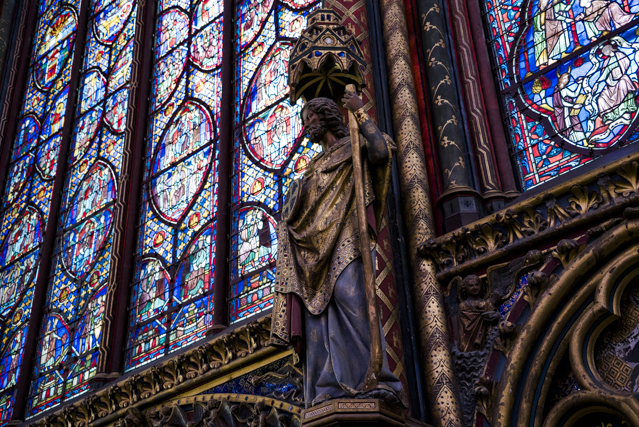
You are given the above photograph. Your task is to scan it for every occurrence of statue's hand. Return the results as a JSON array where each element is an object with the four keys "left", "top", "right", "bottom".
[
  {"left": 342, "top": 90, "right": 364, "bottom": 112},
  {"left": 482, "top": 311, "right": 501, "bottom": 323}
]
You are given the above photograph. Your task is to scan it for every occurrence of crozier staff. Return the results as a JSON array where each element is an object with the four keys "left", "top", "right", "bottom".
[{"left": 270, "top": 91, "right": 405, "bottom": 407}]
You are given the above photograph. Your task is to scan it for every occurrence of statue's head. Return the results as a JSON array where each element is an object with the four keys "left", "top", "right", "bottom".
[
  {"left": 301, "top": 97, "right": 349, "bottom": 144},
  {"left": 460, "top": 275, "right": 486, "bottom": 300}
]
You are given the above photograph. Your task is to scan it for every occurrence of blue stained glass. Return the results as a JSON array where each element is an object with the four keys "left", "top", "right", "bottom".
[
  {"left": 484, "top": 0, "right": 639, "bottom": 189},
  {"left": 126, "top": 0, "right": 222, "bottom": 371},
  {"left": 0, "top": 0, "right": 79, "bottom": 420},
  {"left": 27, "top": 0, "right": 138, "bottom": 416},
  {"left": 230, "top": 0, "right": 320, "bottom": 322}
]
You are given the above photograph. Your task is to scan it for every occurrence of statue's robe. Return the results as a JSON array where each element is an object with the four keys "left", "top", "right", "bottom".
[
  {"left": 270, "top": 133, "right": 404, "bottom": 406},
  {"left": 458, "top": 299, "right": 497, "bottom": 352}
]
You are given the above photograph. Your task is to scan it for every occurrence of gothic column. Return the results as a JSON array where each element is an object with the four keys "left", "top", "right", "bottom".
[
  {"left": 412, "top": 0, "right": 483, "bottom": 230},
  {"left": 446, "top": 0, "right": 507, "bottom": 212},
  {"left": 379, "top": 0, "right": 463, "bottom": 425}
]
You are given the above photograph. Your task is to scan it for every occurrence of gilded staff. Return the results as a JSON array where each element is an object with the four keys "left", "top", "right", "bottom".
[{"left": 346, "top": 83, "right": 383, "bottom": 390}]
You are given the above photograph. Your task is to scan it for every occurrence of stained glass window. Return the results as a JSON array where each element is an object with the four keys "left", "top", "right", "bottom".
[
  {"left": 26, "top": 0, "right": 138, "bottom": 416},
  {"left": 124, "top": 0, "right": 223, "bottom": 371},
  {"left": 229, "top": 0, "right": 320, "bottom": 323},
  {"left": 0, "top": 0, "right": 80, "bottom": 421},
  {"left": 483, "top": 0, "right": 639, "bottom": 189}
]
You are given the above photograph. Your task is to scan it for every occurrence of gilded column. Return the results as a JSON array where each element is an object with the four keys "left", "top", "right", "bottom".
[{"left": 379, "top": 0, "right": 463, "bottom": 425}]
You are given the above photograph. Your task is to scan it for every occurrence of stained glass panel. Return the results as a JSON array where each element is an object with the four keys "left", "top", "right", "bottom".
[
  {"left": 124, "top": 0, "right": 222, "bottom": 371},
  {"left": 483, "top": 0, "right": 639, "bottom": 189},
  {"left": 0, "top": 0, "right": 80, "bottom": 421},
  {"left": 229, "top": 0, "right": 320, "bottom": 323},
  {"left": 26, "top": 0, "right": 137, "bottom": 416}
]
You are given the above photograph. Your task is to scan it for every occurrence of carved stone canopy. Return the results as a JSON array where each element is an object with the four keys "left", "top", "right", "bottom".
[{"left": 288, "top": 8, "right": 366, "bottom": 103}]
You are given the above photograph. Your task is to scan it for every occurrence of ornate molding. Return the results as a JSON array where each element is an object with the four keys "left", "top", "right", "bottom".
[
  {"left": 27, "top": 317, "right": 279, "bottom": 427},
  {"left": 491, "top": 216, "right": 639, "bottom": 426},
  {"left": 419, "top": 154, "right": 639, "bottom": 281}
]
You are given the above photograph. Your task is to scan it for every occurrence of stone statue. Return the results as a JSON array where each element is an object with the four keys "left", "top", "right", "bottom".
[
  {"left": 458, "top": 275, "right": 501, "bottom": 352},
  {"left": 270, "top": 91, "right": 405, "bottom": 407}
]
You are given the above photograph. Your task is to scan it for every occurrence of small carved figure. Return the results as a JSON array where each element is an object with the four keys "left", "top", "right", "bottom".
[{"left": 458, "top": 275, "right": 501, "bottom": 352}]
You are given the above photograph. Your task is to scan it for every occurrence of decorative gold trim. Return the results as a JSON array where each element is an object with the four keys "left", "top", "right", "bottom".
[
  {"left": 492, "top": 220, "right": 639, "bottom": 426},
  {"left": 544, "top": 391, "right": 639, "bottom": 427},
  {"left": 29, "top": 317, "right": 284, "bottom": 427},
  {"left": 378, "top": 0, "right": 463, "bottom": 424},
  {"left": 177, "top": 348, "right": 296, "bottom": 398},
  {"left": 420, "top": 157, "right": 639, "bottom": 282},
  {"left": 154, "top": 393, "right": 303, "bottom": 415}
]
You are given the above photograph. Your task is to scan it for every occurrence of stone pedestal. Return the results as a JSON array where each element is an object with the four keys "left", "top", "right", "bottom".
[{"left": 301, "top": 399, "right": 431, "bottom": 427}]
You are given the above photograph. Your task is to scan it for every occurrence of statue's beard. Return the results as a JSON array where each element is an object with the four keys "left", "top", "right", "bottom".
[{"left": 305, "top": 123, "right": 327, "bottom": 144}]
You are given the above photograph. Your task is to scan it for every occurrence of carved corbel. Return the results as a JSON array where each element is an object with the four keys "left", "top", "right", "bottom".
[
  {"left": 256, "top": 316, "right": 272, "bottom": 347},
  {"left": 234, "top": 324, "right": 258, "bottom": 357},
  {"left": 552, "top": 239, "right": 586, "bottom": 268},
  {"left": 186, "top": 346, "right": 211, "bottom": 380},
  {"left": 544, "top": 195, "right": 572, "bottom": 228},
  {"left": 493, "top": 320, "right": 520, "bottom": 356},
  {"left": 210, "top": 335, "right": 234, "bottom": 368},
  {"left": 60, "top": 407, "right": 76, "bottom": 427},
  {"left": 523, "top": 271, "right": 551, "bottom": 308},
  {"left": 597, "top": 173, "right": 617, "bottom": 205},
  {"left": 97, "top": 385, "right": 119, "bottom": 417},
  {"left": 74, "top": 399, "right": 96, "bottom": 426},
  {"left": 139, "top": 365, "right": 163, "bottom": 399},
  {"left": 521, "top": 205, "right": 547, "bottom": 236},
  {"left": 441, "top": 235, "right": 467, "bottom": 266},
  {"left": 474, "top": 376, "right": 496, "bottom": 425},
  {"left": 496, "top": 209, "right": 526, "bottom": 244},
  {"left": 451, "top": 228, "right": 471, "bottom": 262}
]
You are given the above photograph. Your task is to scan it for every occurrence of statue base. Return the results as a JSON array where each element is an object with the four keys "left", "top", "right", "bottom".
[{"left": 301, "top": 399, "right": 431, "bottom": 427}]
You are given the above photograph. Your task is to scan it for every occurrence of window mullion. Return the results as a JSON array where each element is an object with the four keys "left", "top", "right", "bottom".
[
  {"left": 211, "top": 0, "right": 236, "bottom": 329},
  {"left": 98, "top": 0, "right": 157, "bottom": 376}
]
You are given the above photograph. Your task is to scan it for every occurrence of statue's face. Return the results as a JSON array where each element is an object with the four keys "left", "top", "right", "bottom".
[
  {"left": 302, "top": 108, "right": 326, "bottom": 144},
  {"left": 466, "top": 277, "right": 481, "bottom": 297}
]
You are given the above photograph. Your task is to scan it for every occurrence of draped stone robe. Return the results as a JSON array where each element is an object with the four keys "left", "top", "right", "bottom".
[{"left": 270, "top": 132, "right": 404, "bottom": 406}]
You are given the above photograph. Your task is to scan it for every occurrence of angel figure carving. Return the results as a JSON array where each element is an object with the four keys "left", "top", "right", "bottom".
[{"left": 457, "top": 275, "right": 502, "bottom": 352}]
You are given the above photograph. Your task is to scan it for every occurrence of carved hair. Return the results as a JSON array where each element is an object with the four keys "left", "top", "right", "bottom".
[{"left": 301, "top": 97, "right": 349, "bottom": 139}]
